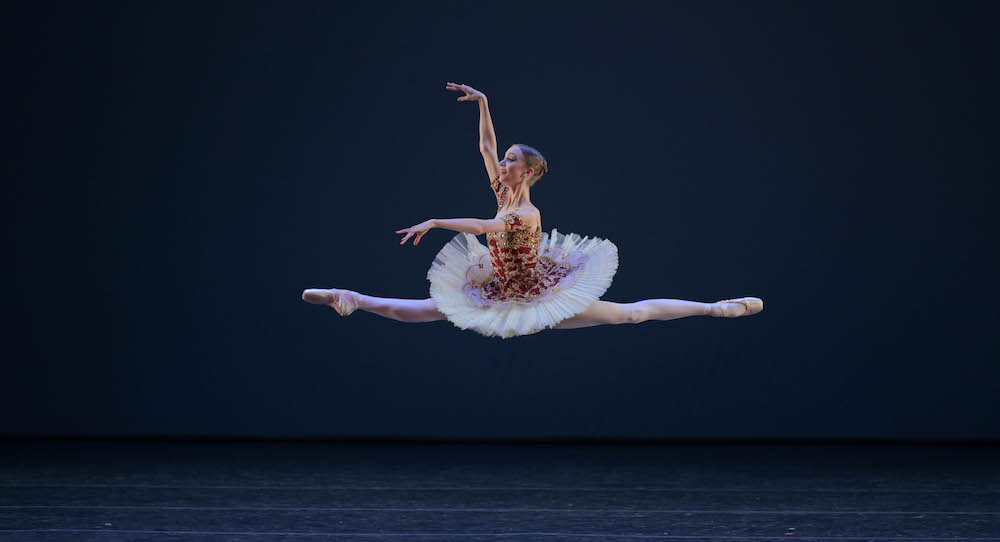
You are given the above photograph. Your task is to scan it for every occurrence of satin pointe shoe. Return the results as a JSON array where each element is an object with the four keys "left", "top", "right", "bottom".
[
  {"left": 301, "top": 288, "right": 362, "bottom": 316},
  {"left": 709, "top": 296, "right": 764, "bottom": 318}
]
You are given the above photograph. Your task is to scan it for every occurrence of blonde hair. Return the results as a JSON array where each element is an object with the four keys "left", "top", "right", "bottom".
[{"left": 515, "top": 144, "right": 548, "bottom": 187}]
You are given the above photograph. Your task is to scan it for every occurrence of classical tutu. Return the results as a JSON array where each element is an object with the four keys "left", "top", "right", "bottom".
[{"left": 427, "top": 228, "right": 619, "bottom": 339}]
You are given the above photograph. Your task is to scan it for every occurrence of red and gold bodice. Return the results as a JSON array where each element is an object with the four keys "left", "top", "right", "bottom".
[{"left": 471, "top": 176, "right": 579, "bottom": 303}]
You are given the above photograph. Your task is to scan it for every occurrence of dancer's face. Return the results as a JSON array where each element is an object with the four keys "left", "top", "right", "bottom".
[{"left": 499, "top": 146, "right": 532, "bottom": 184}]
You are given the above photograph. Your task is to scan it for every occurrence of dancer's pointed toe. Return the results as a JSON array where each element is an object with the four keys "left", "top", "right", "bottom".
[
  {"left": 301, "top": 288, "right": 360, "bottom": 316},
  {"left": 710, "top": 296, "right": 763, "bottom": 317},
  {"left": 302, "top": 289, "right": 334, "bottom": 305}
]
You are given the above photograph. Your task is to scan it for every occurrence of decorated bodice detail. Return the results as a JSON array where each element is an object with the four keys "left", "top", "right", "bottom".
[{"left": 475, "top": 175, "right": 577, "bottom": 303}]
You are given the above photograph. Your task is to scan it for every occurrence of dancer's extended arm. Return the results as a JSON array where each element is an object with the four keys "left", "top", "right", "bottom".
[
  {"left": 397, "top": 216, "right": 513, "bottom": 245},
  {"left": 434, "top": 211, "right": 538, "bottom": 236},
  {"left": 445, "top": 82, "right": 500, "bottom": 180},
  {"left": 433, "top": 217, "right": 505, "bottom": 235}
]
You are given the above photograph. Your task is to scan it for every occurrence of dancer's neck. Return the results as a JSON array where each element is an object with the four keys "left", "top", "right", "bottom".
[{"left": 502, "top": 182, "right": 531, "bottom": 211}]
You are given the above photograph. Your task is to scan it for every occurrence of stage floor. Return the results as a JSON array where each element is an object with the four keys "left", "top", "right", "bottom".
[{"left": 0, "top": 439, "right": 997, "bottom": 540}]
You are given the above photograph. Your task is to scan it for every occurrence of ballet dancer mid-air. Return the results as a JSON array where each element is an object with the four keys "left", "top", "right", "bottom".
[{"left": 303, "top": 82, "right": 762, "bottom": 339}]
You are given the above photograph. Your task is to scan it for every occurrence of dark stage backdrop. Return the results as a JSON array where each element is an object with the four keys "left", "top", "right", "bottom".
[{"left": 3, "top": 1, "right": 996, "bottom": 440}]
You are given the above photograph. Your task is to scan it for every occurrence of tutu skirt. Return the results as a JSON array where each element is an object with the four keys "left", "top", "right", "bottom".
[{"left": 426, "top": 228, "right": 619, "bottom": 339}]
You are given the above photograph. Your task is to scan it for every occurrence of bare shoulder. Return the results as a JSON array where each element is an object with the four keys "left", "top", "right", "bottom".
[
  {"left": 497, "top": 204, "right": 541, "bottom": 225},
  {"left": 518, "top": 206, "right": 542, "bottom": 228}
]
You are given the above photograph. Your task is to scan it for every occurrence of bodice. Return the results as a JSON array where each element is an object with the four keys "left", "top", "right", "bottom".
[{"left": 484, "top": 175, "right": 545, "bottom": 301}]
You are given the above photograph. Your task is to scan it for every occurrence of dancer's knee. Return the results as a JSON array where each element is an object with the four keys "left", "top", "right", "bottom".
[
  {"left": 625, "top": 302, "right": 649, "bottom": 324},
  {"left": 553, "top": 301, "right": 635, "bottom": 328},
  {"left": 591, "top": 300, "right": 636, "bottom": 325}
]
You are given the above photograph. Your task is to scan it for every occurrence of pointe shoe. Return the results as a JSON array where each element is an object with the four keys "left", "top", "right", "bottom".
[
  {"left": 301, "top": 288, "right": 362, "bottom": 316},
  {"left": 709, "top": 296, "right": 764, "bottom": 318}
]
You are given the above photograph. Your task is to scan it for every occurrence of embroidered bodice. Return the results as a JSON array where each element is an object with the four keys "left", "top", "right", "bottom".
[
  {"left": 466, "top": 175, "right": 575, "bottom": 303},
  {"left": 484, "top": 175, "right": 542, "bottom": 299}
]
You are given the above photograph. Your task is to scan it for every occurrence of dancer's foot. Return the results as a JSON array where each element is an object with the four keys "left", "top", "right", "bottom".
[
  {"left": 709, "top": 296, "right": 764, "bottom": 317},
  {"left": 301, "top": 288, "right": 362, "bottom": 316}
]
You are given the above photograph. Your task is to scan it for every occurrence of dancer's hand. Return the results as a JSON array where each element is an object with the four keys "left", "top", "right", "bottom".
[
  {"left": 396, "top": 219, "right": 436, "bottom": 246},
  {"left": 445, "top": 82, "right": 485, "bottom": 102}
]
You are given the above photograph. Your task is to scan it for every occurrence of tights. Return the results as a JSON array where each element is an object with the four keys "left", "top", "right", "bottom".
[{"left": 355, "top": 295, "right": 711, "bottom": 328}]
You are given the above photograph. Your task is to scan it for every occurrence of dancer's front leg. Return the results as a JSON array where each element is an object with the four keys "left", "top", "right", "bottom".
[
  {"left": 629, "top": 297, "right": 763, "bottom": 321},
  {"left": 554, "top": 297, "right": 765, "bottom": 329},
  {"left": 358, "top": 294, "right": 447, "bottom": 323},
  {"left": 553, "top": 299, "right": 712, "bottom": 329},
  {"left": 630, "top": 298, "right": 715, "bottom": 323},
  {"left": 302, "top": 289, "right": 446, "bottom": 323}
]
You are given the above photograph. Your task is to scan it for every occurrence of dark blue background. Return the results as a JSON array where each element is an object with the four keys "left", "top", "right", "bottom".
[{"left": 4, "top": 1, "right": 997, "bottom": 439}]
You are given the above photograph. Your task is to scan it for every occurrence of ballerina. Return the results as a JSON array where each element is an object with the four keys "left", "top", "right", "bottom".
[{"left": 302, "top": 82, "right": 763, "bottom": 339}]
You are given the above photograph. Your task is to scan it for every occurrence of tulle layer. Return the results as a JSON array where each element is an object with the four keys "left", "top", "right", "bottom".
[{"left": 426, "top": 229, "right": 619, "bottom": 339}]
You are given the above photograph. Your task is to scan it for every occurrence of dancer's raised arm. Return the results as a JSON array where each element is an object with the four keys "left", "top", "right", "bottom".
[{"left": 446, "top": 82, "right": 500, "bottom": 181}]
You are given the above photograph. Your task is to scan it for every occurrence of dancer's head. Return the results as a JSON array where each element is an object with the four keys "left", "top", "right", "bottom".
[{"left": 500, "top": 144, "right": 548, "bottom": 188}]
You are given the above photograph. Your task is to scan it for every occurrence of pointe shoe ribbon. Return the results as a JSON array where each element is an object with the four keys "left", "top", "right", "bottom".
[
  {"left": 712, "top": 296, "right": 764, "bottom": 317},
  {"left": 333, "top": 290, "right": 360, "bottom": 316}
]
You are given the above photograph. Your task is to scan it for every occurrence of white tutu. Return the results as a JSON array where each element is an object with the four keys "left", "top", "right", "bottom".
[{"left": 426, "top": 228, "right": 619, "bottom": 339}]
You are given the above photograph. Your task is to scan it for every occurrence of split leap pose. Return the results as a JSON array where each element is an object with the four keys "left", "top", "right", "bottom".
[{"left": 303, "top": 82, "right": 763, "bottom": 339}]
